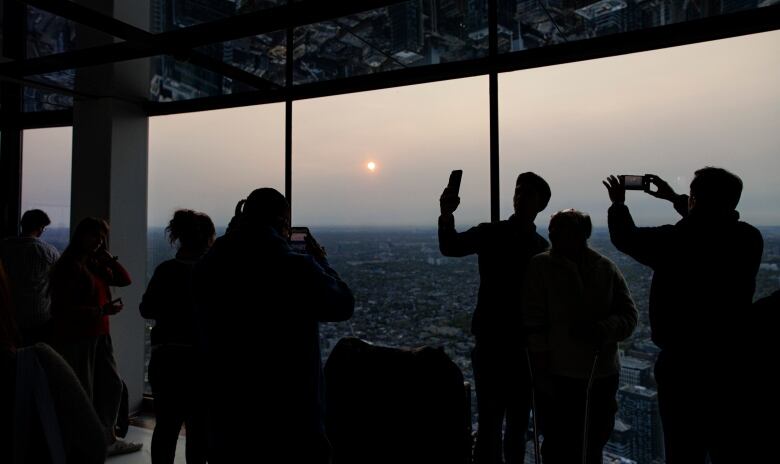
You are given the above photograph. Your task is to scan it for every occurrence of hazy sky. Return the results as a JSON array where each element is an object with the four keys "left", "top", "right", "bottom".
[{"left": 21, "top": 30, "right": 780, "bottom": 230}]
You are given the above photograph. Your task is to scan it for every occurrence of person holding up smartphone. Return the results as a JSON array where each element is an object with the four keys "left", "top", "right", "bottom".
[
  {"left": 49, "top": 217, "right": 142, "bottom": 456},
  {"left": 195, "top": 188, "right": 354, "bottom": 463},
  {"left": 439, "top": 170, "right": 552, "bottom": 464},
  {"left": 604, "top": 168, "right": 763, "bottom": 463}
]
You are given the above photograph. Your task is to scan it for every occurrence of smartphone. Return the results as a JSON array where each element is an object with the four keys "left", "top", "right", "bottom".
[
  {"left": 290, "top": 227, "right": 310, "bottom": 253},
  {"left": 620, "top": 175, "right": 650, "bottom": 191},
  {"left": 448, "top": 170, "right": 463, "bottom": 196}
]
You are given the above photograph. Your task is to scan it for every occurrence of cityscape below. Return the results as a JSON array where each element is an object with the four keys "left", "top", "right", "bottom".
[{"left": 33, "top": 224, "right": 776, "bottom": 464}]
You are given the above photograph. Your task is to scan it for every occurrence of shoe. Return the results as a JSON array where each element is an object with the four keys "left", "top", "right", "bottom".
[{"left": 107, "top": 439, "right": 143, "bottom": 456}]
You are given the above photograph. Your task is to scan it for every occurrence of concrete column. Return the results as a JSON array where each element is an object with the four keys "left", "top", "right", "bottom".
[{"left": 71, "top": 0, "right": 150, "bottom": 412}]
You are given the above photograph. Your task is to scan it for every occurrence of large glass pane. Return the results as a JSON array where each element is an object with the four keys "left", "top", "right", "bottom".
[
  {"left": 150, "top": 0, "right": 287, "bottom": 33},
  {"left": 23, "top": 86, "right": 74, "bottom": 112},
  {"left": 293, "top": 77, "right": 490, "bottom": 422},
  {"left": 147, "top": 103, "right": 285, "bottom": 391},
  {"left": 192, "top": 29, "right": 287, "bottom": 88},
  {"left": 294, "top": 1, "right": 488, "bottom": 85},
  {"left": 500, "top": 0, "right": 774, "bottom": 53},
  {"left": 27, "top": 5, "right": 119, "bottom": 58},
  {"left": 21, "top": 127, "right": 72, "bottom": 251},
  {"left": 151, "top": 54, "right": 265, "bottom": 101},
  {"left": 500, "top": 30, "right": 780, "bottom": 463}
]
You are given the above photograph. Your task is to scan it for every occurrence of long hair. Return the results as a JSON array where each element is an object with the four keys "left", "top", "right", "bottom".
[
  {"left": 166, "top": 209, "right": 216, "bottom": 252},
  {"left": 0, "top": 263, "right": 19, "bottom": 351},
  {"left": 51, "top": 217, "right": 109, "bottom": 289}
]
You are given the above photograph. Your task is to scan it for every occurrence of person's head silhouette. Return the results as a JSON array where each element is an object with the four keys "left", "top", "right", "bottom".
[
  {"left": 688, "top": 167, "right": 743, "bottom": 214},
  {"left": 549, "top": 208, "right": 591, "bottom": 258},
  {"left": 236, "top": 188, "right": 291, "bottom": 238},
  {"left": 514, "top": 172, "right": 551, "bottom": 219},
  {"left": 20, "top": 209, "right": 51, "bottom": 238}
]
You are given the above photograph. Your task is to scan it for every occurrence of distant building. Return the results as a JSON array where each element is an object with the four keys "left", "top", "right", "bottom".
[
  {"left": 606, "top": 418, "right": 634, "bottom": 460},
  {"left": 618, "top": 385, "right": 664, "bottom": 463},
  {"left": 620, "top": 355, "right": 653, "bottom": 387}
]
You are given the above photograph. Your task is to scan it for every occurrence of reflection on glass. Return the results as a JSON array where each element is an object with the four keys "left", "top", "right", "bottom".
[
  {"left": 149, "top": 0, "right": 287, "bottom": 33},
  {"left": 21, "top": 128, "right": 72, "bottom": 250},
  {"left": 294, "top": 1, "right": 488, "bottom": 85},
  {"left": 26, "top": 5, "right": 119, "bottom": 58},
  {"left": 23, "top": 86, "right": 74, "bottom": 112},
  {"left": 193, "top": 29, "right": 287, "bottom": 88},
  {"left": 151, "top": 54, "right": 264, "bottom": 101},
  {"left": 501, "top": 0, "right": 771, "bottom": 53}
]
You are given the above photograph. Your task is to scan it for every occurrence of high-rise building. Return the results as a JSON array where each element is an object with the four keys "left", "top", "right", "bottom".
[
  {"left": 620, "top": 356, "right": 653, "bottom": 387},
  {"left": 618, "top": 385, "right": 664, "bottom": 463}
]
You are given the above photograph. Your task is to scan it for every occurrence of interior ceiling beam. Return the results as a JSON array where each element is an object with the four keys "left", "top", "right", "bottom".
[{"left": 4, "top": 0, "right": 404, "bottom": 78}]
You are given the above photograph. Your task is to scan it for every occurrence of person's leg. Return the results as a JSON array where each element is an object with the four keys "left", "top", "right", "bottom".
[
  {"left": 584, "top": 375, "right": 619, "bottom": 464},
  {"left": 181, "top": 350, "right": 207, "bottom": 464},
  {"left": 472, "top": 342, "right": 505, "bottom": 464},
  {"left": 503, "top": 359, "right": 531, "bottom": 464},
  {"left": 53, "top": 338, "right": 97, "bottom": 401},
  {"left": 655, "top": 352, "right": 707, "bottom": 464},
  {"left": 92, "top": 334, "right": 124, "bottom": 443},
  {"left": 150, "top": 347, "right": 186, "bottom": 464},
  {"left": 541, "top": 376, "right": 585, "bottom": 464}
]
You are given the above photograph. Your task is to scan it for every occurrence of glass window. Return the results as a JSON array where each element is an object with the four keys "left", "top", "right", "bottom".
[
  {"left": 293, "top": 76, "right": 490, "bottom": 419},
  {"left": 21, "top": 127, "right": 72, "bottom": 251},
  {"left": 500, "top": 0, "right": 773, "bottom": 54},
  {"left": 294, "top": 1, "right": 488, "bottom": 85},
  {"left": 499, "top": 30, "right": 780, "bottom": 463},
  {"left": 147, "top": 103, "right": 285, "bottom": 391}
]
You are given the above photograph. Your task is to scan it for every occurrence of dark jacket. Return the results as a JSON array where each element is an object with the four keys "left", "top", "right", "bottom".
[
  {"left": 438, "top": 213, "right": 549, "bottom": 342},
  {"left": 194, "top": 225, "right": 354, "bottom": 461},
  {"left": 608, "top": 198, "right": 763, "bottom": 354},
  {"left": 140, "top": 253, "right": 202, "bottom": 347}
]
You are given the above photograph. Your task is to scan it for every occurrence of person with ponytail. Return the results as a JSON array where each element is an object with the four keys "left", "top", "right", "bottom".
[
  {"left": 195, "top": 188, "right": 354, "bottom": 463},
  {"left": 140, "top": 209, "right": 215, "bottom": 464}
]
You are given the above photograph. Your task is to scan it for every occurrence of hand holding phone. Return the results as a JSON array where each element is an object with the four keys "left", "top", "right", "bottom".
[
  {"left": 290, "top": 227, "right": 310, "bottom": 254},
  {"left": 440, "top": 170, "right": 462, "bottom": 215},
  {"left": 619, "top": 175, "right": 650, "bottom": 191}
]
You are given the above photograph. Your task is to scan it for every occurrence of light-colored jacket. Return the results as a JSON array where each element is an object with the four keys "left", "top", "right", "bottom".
[{"left": 523, "top": 248, "right": 637, "bottom": 379}]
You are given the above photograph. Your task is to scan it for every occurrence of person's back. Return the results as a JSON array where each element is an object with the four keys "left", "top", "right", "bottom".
[
  {"left": 644, "top": 210, "right": 761, "bottom": 354},
  {"left": 0, "top": 210, "right": 60, "bottom": 346},
  {"left": 195, "top": 189, "right": 354, "bottom": 463},
  {"left": 604, "top": 168, "right": 762, "bottom": 463}
]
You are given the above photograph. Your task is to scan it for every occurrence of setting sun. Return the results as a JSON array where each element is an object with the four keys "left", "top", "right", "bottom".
[{"left": 367, "top": 161, "right": 377, "bottom": 172}]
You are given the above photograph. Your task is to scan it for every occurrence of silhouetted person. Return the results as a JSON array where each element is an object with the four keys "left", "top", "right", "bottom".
[
  {"left": 194, "top": 188, "right": 354, "bottom": 463},
  {"left": 49, "top": 217, "right": 142, "bottom": 456},
  {"left": 0, "top": 209, "right": 60, "bottom": 346},
  {"left": 439, "top": 172, "right": 551, "bottom": 464},
  {"left": 523, "top": 209, "right": 637, "bottom": 464},
  {"left": 140, "top": 210, "right": 215, "bottom": 464},
  {"left": 1, "top": 261, "right": 107, "bottom": 464},
  {"left": 604, "top": 168, "right": 763, "bottom": 463}
]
